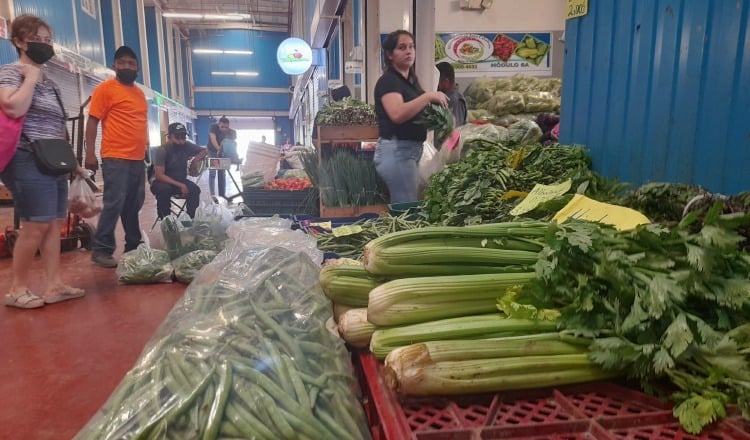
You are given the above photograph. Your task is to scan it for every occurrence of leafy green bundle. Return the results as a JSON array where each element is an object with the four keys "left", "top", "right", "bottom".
[
  {"left": 422, "top": 143, "right": 624, "bottom": 226},
  {"left": 416, "top": 104, "right": 454, "bottom": 144},
  {"left": 315, "top": 98, "right": 377, "bottom": 126},
  {"left": 509, "top": 205, "right": 750, "bottom": 433}
]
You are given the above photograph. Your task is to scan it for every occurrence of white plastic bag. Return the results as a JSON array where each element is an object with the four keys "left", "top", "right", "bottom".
[
  {"left": 418, "top": 140, "right": 444, "bottom": 190},
  {"left": 68, "top": 176, "right": 102, "bottom": 218}
]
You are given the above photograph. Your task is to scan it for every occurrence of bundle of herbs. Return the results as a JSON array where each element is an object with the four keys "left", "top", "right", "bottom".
[
  {"left": 416, "top": 104, "right": 454, "bottom": 144},
  {"left": 319, "top": 149, "right": 388, "bottom": 207},
  {"left": 422, "top": 143, "right": 624, "bottom": 226},
  {"left": 315, "top": 98, "right": 377, "bottom": 126},
  {"left": 616, "top": 182, "right": 709, "bottom": 224},
  {"left": 503, "top": 204, "right": 750, "bottom": 433}
]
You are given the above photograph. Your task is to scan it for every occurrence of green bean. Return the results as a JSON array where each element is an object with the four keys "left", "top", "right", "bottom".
[
  {"left": 132, "top": 365, "right": 214, "bottom": 440},
  {"left": 281, "top": 353, "right": 311, "bottom": 409},
  {"left": 252, "top": 303, "right": 305, "bottom": 361},
  {"left": 203, "top": 362, "right": 232, "bottom": 440},
  {"left": 224, "top": 399, "right": 276, "bottom": 440},
  {"left": 261, "top": 338, "right": 295, "bottom": 396},
  {"left": 252, "top": 384, "right": 296, "bottom": 438},
  {"left": 315, "top": 405, "right": 358, "bottom": 439}
]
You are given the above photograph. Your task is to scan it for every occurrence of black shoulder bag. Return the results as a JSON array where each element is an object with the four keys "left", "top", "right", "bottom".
[{"left": 22, "top": 87, "right": 77, "bottom": 176}]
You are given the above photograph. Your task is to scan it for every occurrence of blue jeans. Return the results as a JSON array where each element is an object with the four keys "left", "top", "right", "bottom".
[
  {"left": 208, "top": 151, "right": 226, "bottom": 197},
  {"left": 93, "top": 158, "right": 146, "bottom": 255},
  {"left": 373, "top": 137, "right": 423, "bottom": 203}
]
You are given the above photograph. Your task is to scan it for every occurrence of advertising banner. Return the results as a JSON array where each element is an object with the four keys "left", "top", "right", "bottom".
[{"left": 435, "top": 32, "right": 553, "bottom": 76}]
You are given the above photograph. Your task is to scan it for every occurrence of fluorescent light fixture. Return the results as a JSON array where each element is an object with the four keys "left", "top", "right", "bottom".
[
  {"left": 193, "top": 49, "right": 253, "bottom": 55},
  {"left": 163, "top": 12, "right": 252, "bottom": 20},
  {"left": 211, "top": 71, "right": 259, "bottom": 76}
]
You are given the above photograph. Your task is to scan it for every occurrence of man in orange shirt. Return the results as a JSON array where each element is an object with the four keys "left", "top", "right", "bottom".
[{"left": 84, "top": 46, "right": 148, "bottom": 268}]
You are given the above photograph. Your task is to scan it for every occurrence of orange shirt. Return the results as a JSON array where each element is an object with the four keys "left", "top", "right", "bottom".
[{"left": 89, "top": 78, "right": 148, "bottom": 160}]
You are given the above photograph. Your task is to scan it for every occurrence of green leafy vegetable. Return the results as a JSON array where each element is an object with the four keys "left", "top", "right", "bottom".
[
  {"left": 416, "top": 104, "right": 454, "bottom": 144},
  {"left": 515, "top": 207, "right": 750, "bottom": 433}
]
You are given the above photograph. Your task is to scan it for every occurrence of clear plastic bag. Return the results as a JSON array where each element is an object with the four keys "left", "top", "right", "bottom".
[
  {"left": 68, "top": 176, "right": 102, "bottom": 218},
  {"left": 116, "top": 241, "right": 174, "bottom": 284},
  {"left": 172, "top": 249, "right": 217, "bottom": 284},
  {"left": 75, "top": 246, "right": 372, "bottom": 440}
]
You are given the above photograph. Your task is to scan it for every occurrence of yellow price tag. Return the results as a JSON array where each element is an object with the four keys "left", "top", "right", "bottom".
[
  {"left": 510, "top": 180, "right": 572, "bottom": 216},
  {"left": 566, "top": 0, "right": 588, "bottom": 19},
  {"left": 553, "top": 194, "right": 651, "bottom": 231},
  {"left": 332, "top": 224, "right": 363, "bottom": 237}
]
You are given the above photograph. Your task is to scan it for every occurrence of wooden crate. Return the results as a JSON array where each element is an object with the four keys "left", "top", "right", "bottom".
[
  {"left": 318, "top": 125, "right": 379, "bottom": 142},
  {"left": 0, "top": 185, "right": 12, "bottom": 202},
  {"left": 319, "top": 204, "right": 389, "bottom": 218}
]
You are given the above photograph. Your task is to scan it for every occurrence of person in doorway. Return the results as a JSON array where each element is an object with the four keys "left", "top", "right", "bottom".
[
  {"left": 150, "top": 123, "right": 207, "bottom": 219},
  {"left": 0, "top": 14, "right": 88, "bottom": 308},
  {"left": 84, "top": 45, "right": 148, "bottom": 268},
  {"left": 207, "top": 115, "right": 236, "bottom": 200},
  {"left": 436, "top": 61, "right": 467, "bottom": 126},
  {"left": 373, "top": 29, "right": 448, "bottom": 204}
]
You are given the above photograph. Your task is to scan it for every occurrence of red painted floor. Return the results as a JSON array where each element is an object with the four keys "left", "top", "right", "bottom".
[{"left": 0, "top": 172, "right": 242, "bottom": 439}]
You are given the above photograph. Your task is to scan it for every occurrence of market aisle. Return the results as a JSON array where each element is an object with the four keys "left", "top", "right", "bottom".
[{"left": 0, "top": 176, "right": 204, "bottom": 439}]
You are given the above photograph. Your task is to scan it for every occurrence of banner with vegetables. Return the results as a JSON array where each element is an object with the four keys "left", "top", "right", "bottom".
[{"left": 435, "top": 32, "right": 552, "bottom": 76}]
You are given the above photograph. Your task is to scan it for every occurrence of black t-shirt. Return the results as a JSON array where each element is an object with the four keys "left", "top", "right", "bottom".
[
  {"left": 374, "top": 69, "right": 427, "bottom": 141},
  {"left": 208, "top": 123, "right": 237, "bottom": 154},
  {"left": 154, "top": 141, "right": 203, "bottom": 182}
]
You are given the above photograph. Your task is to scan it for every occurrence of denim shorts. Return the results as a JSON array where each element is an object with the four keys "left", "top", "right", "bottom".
[{"left": 0, "top": 149, "right": 68, "bottom": 222}]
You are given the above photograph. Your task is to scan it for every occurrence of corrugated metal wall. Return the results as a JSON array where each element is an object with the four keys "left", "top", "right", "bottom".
[
  {"left": 13, "top": 0, "right": 76, "bottom": 53},
  {"left": 561, "top": 0, "right": 750, "bottom": 194},
  {"left": 189, "top": 29, "right": 291, "bottom": 114},
  {"left": 74, "top": 0, "right": 105, "bottom": 65}
]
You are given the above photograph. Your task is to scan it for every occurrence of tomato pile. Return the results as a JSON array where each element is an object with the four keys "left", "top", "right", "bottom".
[
  {"left": 492, "top": 35, "right": 518, "bottom": 61},
  {"left": 264, "top": 177, "right": 313, "bottom": 191}
]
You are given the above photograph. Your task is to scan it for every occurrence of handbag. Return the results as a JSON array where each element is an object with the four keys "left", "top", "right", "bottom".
[
  {"left": 0, "top": 111, "right": 25, "bottom": 173},
  {"left": 23, "top": 86, "right": 77, "bottom": 176},
  {"left": 28, "top": 138, "right": 78, "bottom": 176}
]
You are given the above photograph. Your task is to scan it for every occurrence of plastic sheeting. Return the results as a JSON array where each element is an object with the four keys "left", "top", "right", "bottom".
[{"left": 76, "top": 242, "right": 370, "bottom": 439}]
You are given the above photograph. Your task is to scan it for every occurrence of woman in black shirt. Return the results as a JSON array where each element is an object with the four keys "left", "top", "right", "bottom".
[{"left": 374, "top": 30, "right": 448, "bottom": 203}]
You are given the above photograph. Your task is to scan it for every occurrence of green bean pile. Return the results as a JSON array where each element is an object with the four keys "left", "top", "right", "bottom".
[
  {"left": 314, "top": 214, "right": 431, "bottom": 258},
  {"left": 75, "top": 247, "right": 371, "bottom": 440}
]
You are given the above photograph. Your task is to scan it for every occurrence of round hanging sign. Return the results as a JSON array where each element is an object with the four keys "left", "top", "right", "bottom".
[{"left": 277, "top": 37, "right": 313, "bottom": 75}]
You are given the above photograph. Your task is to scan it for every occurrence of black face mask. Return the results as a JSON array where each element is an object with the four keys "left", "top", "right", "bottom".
[
  {"left": 25, "top": 41, "right": 55, "bottom": 65},
  {"left": 116, "top": 68, "right": 138, "bottom": 85}
]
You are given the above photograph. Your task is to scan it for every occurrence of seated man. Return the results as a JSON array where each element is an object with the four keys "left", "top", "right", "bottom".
[{"left": 150, "top": 122, "right": 208, "bottom": 219}]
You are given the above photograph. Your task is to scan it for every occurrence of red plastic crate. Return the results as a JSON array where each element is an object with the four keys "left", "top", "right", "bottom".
[{"left": 355, "top": 352, "right": 750, "bottom": 440}]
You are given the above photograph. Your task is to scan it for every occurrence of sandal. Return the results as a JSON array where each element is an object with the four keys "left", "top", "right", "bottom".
[
  {"left": 44, "top": 286, "right": 86, "bottom": 304},
  {"left": 4, "top": 291, "right": 45, "bottom": 309}
]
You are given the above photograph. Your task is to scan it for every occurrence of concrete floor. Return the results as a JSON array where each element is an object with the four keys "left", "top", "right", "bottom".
[{"left": 0, "top": 170, "right": 243, "bottom": 439}]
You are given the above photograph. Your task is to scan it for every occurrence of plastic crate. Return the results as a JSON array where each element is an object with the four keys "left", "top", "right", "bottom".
[
  {"left": 241, "top": 188, "right": 318, "bottom": 215},
  {"left": 354, "top": 353, "right": 749, "bottom": 440}
]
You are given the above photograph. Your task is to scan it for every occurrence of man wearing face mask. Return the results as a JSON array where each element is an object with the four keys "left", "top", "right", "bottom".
[{"left": 84, "top": 46, "right": 148, "bottom": 268}]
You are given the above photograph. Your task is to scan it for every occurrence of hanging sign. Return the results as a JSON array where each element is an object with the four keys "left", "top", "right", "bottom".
[
  {"left": 435, "top": 32, "right": 552, "bottom": 76},
  {"left": 566, "top": 0, "right": 588, "bottom": 19},
  {"left": 277, "top": 37, "right": 313, "bottom": 75}
]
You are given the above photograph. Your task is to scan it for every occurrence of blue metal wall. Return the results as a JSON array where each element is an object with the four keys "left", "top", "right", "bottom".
[
  {"left": 189, "top": 29, "right": 291, "bottom": 113},
  {"left": 145, "top": 7, "right": 162, "bottom": 93},
  {"left": 561, "top": 0, "right": 750, "bottom": 194},
  {"left": 120, "top": 0, "right": 144, "bottom": 65},
  {"left": 100, "top": 0, "right": 115, "bottom": 63},
  {"left": 13, "top": 0, "right": 77, "bottom": 52},
  {"left": 75, "top": 0, "right": 104, "bottom": 64},
  {"left": 0, "top": 38, "right": 17, "bottom": 65}
]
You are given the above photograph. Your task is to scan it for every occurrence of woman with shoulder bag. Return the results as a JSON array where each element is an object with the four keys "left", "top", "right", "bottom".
[{"left": 0, "top": 15, "right": 88, "bottom": 309}]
